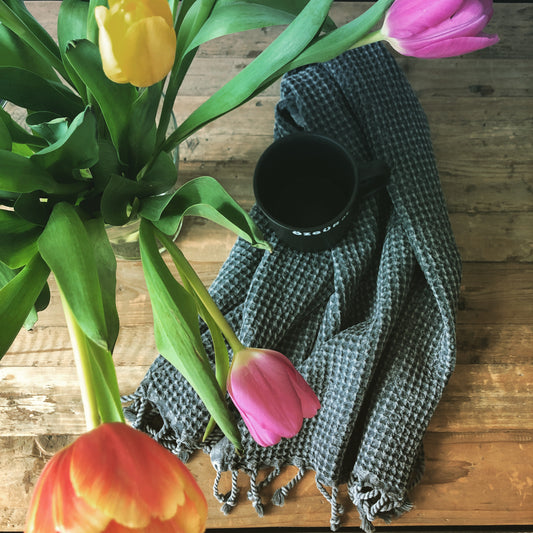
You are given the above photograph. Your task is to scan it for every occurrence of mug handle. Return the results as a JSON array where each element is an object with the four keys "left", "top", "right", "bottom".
[{"left": 358, "top": 160, "right": 390, "bottom": 198}]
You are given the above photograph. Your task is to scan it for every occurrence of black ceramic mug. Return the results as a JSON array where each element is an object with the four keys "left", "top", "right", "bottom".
[{"left": 253, "top": 132, "right": 390, "bottom": 252}]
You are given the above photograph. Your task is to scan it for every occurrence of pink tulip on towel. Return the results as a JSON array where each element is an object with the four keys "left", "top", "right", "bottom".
[{"left": 227, "top": 348, "right": 320, "bottom": 447}]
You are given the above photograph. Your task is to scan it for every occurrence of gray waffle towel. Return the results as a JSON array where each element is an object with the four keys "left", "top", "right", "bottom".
[{"left": 124, "top": 43, "right": 462, "bottom": 532}]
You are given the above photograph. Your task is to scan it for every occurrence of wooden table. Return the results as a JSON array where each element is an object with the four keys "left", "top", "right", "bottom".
[{"left": 1, "top": 2, "right": 532, "bottom": 531}]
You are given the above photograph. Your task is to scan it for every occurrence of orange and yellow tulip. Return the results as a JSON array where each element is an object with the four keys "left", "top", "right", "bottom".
[
  {"left": 26, "top": 422, "right": 207, "bottom": 533},
  {"left": 95, "top": 0, "right": 176, "bottom": 87}
]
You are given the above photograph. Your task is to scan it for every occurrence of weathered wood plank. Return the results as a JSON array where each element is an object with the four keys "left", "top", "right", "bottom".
[
  {"left": 2, "top": 261, "right": 532, "bottom": 336},
  {"left": 4, "top": 323, "right": 533, "bottom": 368},
  {"left": 2, "top": 360, "right": 532, "bottom": 437},
  {"left": 1, "top": 432, "right": 532, "bottom": 530}
]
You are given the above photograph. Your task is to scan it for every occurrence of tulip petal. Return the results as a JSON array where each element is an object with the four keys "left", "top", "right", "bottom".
[
  {"left": 25, "top": 444, "right": 110, "bottom": 533},
  {"left": 384, "top": 0, "right": 464, "bottom": 37},
  {"left": 230, "top": 360, "right": 303, "bottom": 435},
  {"left": 117, "top": 16, "right": 176, "bottom": 87},
  {"left": 95, "top": 5, "right": 129, "bottom": 84},
  {"left": 25, "top": 454, "right": 60, "bottom": 533},
  {"left": 69, "top": 423, "right": 192, "bottom": 527},
  {"left": 102, "top": 489, "right": 207, "bottom": 533},
  {"left": 228, "top": 349, "right": 320, "bottom": 447},
  {"left": 52, "top": 446, "right": 111, "bottom": 533},
  {"left": 401, "top": 34, "right": 500, "bottom": 58}
]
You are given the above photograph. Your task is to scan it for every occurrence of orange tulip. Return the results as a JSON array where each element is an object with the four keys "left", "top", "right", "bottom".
[
  {"left": 26, "top": 422, "right": 207, "bottom": 533},
  {"left": 95, "top": 0, "right": 176, "bottom": 87}
]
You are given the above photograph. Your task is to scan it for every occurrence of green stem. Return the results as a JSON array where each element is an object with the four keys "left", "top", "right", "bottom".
[
  {"left": 350, "top": 29, "right": 384, "bottom": 49},
  {"left": 155, "top": 228, "right": 245, "bottom": 354},
  {"left": 59, "top": 291, "right": 100, "bottom": 431}
]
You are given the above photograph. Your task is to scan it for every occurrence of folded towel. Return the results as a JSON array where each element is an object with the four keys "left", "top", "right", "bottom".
[{"left": 125, "top": 43, "right": 462, "bottom": 532}]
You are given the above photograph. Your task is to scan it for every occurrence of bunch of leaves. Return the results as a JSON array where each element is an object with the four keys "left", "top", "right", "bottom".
[{"left": 0, "top": 0, "right": 394, "bottom": 446}]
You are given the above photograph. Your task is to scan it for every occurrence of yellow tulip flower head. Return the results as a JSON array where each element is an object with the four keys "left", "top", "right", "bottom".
[{"left": 95, "top": 0, "right": 176, "bottom": 87}]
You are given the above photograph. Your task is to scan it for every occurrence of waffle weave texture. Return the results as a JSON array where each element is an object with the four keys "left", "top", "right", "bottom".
[{"left": 124, "top": 43, "right": 462, "bottom": 532}]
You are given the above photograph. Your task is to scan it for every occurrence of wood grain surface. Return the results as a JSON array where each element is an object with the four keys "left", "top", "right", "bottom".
[{"left": 1, "top": 2, "right": 532, "bottom": 531}]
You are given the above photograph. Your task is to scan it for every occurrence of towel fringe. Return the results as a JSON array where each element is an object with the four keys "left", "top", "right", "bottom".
[
  {"left": 247, "top": 469, "right": 265, "bottom": 517},
  {"left": 349, "top": 482, "right": 412, "bottom": 533},
  {"left": 316, "top": 480, "right": 344, "bottom": 531},
  {"left": 272, "top": 467, "right": 306, "bottom": 506},
  {"left": 212, "top": 469, "right": 240, "bottom": 514}
]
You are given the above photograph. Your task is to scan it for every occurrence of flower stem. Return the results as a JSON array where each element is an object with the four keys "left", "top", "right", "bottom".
[
  {"left": 155, "top": 228, "right": 245, "bottom": 354},
  {"left": 59, "top": 291, "right": 100, "bottom": 431},
  {"left": 351, "top": 30, "right": 384, "bottom": 49}
]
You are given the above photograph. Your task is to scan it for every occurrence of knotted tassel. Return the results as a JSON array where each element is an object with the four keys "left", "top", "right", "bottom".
[
  {"left": 316, "top": 480, "right": 344, "bottom": 531},
  {"left": 272, "top": 467, "right": 306, "bottom": 506}
]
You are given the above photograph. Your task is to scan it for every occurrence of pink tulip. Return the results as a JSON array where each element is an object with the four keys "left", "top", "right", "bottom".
[
  {"left": 379, "top": 0, "right": 499, "bottom": 58},
  {"left": 227, "top": 348, "right": 320, "bottom": 447},
  {"left": 26, "top": 422, "right": 207, "bottom": 533}
]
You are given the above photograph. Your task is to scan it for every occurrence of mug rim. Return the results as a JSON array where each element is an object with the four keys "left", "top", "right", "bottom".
[{"left": 253, "top": 132, "right": 359, "bottom": 233}]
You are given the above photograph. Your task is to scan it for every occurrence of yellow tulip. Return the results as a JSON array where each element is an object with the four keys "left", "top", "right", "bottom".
[{"left": 95, "top": 0, "right": 176, "bottom": 87}]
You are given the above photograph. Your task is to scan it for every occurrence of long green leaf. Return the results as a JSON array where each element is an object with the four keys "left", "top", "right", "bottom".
[
  {"left": 0, "top": 149, "right": 85, "bottom": 195},
  {"left": 283, "top": 0, "right": 394, "bottom": 69},
  {"left": 0, "top": 66, "right": 84, "bottom": 119},
  {"left": 0, "top": 0, "right": 67, "bottom": 80},
  {"left": 58, "top": 0, "right": 90, "bottom": 100},
  {"left": 0, "top": 23, "right": 59, "bottom": 81},
  {"left": 0, "top": 115, "right": 10, "bottom": 150},
  {"left": 0, "top": 105, "right": 46, "bottom": 148},
  {"left": 38, "top": 203, "right": 109, "bottom": 350},
  {"left": 140, "top": 176, "right": 270, "bottom": 249},
  {"left": 65, "top": 39, "right": 136, "bottom": 159},
  {"left": 0, "top": 253, "right": 50, "bottom": 359},
  {"left": 139, "top": 219, "right": 242, "bottom": 450},
  {"left": 188, "top": 0, "right": 335, "bottom": 52},
  {"left": 84, "top": 217, "right": 119, "bottom": 351},
  {"left": 165, "top": 0, "right": 333, "bottom": 147},
  {"left": 0, "top": 209, "right": 42, "bottom": 269},
  {"left": 30, "top": 107, "right": 99, "bottom": 181}
]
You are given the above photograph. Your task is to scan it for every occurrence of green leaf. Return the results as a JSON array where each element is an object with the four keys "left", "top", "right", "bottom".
[
  {"left": 101, "top": 174, "right": 140, "bottom": 226},
  {"left": 0, "top": 66, "right": 84, "bottom": 119},
  {"left": 124, "top": 85, "right": 160, "bottom": 173},
  {"left": 188, "top": 0, "right": 335, "bottom": 51},
  {"left": 0, "top": 105, "right": 45, "bottom": 148},
  {"left": 30, "top": 107, "right": 99, "bottom": 180},
  {"left": 138, "top": 150, "right": 178, "bottom": 195},
  {"left": 0, "top": 253, "right": 50, "bottom": 360},
  {"left": 0, "top": 149, "right": 86, "bottom": 195},
  {"left": 0, "top": 115, "right": 10, "bottom": 150},
  {"left": 89, "top": 140, "right": 121, "bottom": 192},
  {"left": 0, "top": 0, "right": 67, "bottom": 79},
  {"left": 166, "top": 0, "right": 333, "bottom": 146},
  {"left": 85, "top": 217, "right": 119, "bottom": 352},
  {"left": 14, "top": 192, "right": 54, "bottom": 226},
  {"left": 38, "top": 203, "right": 109, "bottom": 350},
  {"left": 0, "top": 209, "right": 42, "bottom": 269},
  {"left": 282, "top": 0, "right": 394, "bottom": 69},
  {"left": 26, "top": 113, "right": 69, "bottom": 143},
  {"left": 87, "top": 0, "right": 108, "bottom": 44},
  {"left": 0, "top": 22, "right": 59, "bottom": 81},
  {"left": 58, "top": 0, "right": 88, "bottom": 53},
  {"left": 65, "top": 39, "right": 137, "bottom": 160},
  {"left": 141, "top": 176, "right": 270, "bottom": 249},
  {"left": 58, "top": 0, "right": 89, "bottom": 100},
  {"left": 139, "top": 219, "right": 242, "bottom": 450}
]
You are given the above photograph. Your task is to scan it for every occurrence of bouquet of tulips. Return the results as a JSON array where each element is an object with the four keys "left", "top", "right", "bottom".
[{"left": 0, "top": 0, "right": 497, "bottom": 530}]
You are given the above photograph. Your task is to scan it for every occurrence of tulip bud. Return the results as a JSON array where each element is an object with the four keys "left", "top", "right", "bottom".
[
  {"left": 95, "top": 0, "right": 176, "bottom": 87},
  {"left": 379, "top": 0, "right": 499, "bottom": 58},
  {"left": 26, "top": 422, "right": 207, "bottom": 533},
  {"left": 227, "top": 348, "right": 320, "bottom": 447}
]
